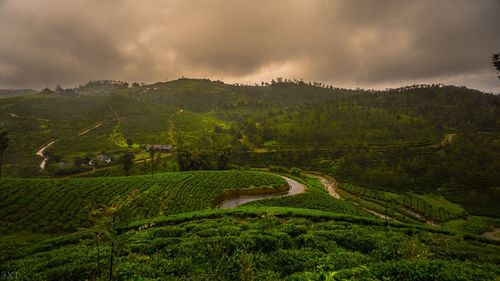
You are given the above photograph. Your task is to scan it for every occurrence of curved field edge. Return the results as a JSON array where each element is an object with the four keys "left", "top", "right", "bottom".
[
  {"left": 2, "top": 207, "right": 499, "bottom": 281},
  {"left": 243, "top": 174, "right": 373, "bottom": 218},
  {"left": 0, "top": 170, "right": 287, "bottom": 233},
  {"left": 122, "top": 206, "right": 500, "bottom": 245}
]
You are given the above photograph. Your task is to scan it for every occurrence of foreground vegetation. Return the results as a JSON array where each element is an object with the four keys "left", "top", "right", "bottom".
[{"left": 1, "top": 208, "right": 499, "bottom": 280}]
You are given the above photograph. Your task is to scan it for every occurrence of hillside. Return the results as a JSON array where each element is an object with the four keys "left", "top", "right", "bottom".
[
  {"left": 0, "top": 79, "right": 499, "bottom": 280},
  {"left": 0, "top": 171, "right": 287, "bottom": 233},
  {"left": 0, "top": 89, "right": 38, "bottom": 99},
  {"left": 0, "top": 79, "right": 499, "bottom": 216}
]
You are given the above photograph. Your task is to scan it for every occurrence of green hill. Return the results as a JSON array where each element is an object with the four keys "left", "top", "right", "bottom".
[{"left": 0, "top": 79, "right": 499, "bottom": 280}]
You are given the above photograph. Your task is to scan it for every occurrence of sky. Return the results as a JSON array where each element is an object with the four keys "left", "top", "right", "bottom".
[{"left": 0, "top": 0, "right": 499, "bottom": 92}]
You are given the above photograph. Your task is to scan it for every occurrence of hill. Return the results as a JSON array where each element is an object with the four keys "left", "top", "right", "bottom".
[
  {"left": 0, "top": 78, "right": 498, "bottom": 216},
  {"left": 0, "top": 78, "right": 499, "bottom": 279},
  {"left": 0, "top": 89, "right": 37, "bottom": 99}
]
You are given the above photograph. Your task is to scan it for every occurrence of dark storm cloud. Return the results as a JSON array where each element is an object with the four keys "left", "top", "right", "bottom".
[{"left": 0, "top": 0, "right": 499, "bottom": 91}]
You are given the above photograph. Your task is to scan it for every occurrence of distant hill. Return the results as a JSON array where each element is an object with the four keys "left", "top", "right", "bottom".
[
  {"left": 0, "top": 89, "right": 38, "bottom": 98},
  {"left": 0, "top": 78, "right": 498, "bottom": 217}
]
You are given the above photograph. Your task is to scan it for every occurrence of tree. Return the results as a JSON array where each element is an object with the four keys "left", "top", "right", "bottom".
[
  {"left": 147, "top": 147, "right": 156, "bottom": 177},
  {"left": 0, "top": 131, "right": 8, "bottom": 180},
  {"left": 90, "top": 190, "right": 139, "bottom": 281},
  {"left": 74, "top": 156, "right": 85, "bottom": 167},
  {"left": 126, "top": 138, "right": 133, "bottom": 148},
  {"left": 492, "top": 53, "right": 500, "bottom": 79},
  {"left": 122, "top": 152, "right": 135, "bottom": 175}
]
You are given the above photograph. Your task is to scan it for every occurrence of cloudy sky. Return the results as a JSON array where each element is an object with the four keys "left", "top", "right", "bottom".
[{"left": 0, "top": 0, "right": 499, "bottom": 92}]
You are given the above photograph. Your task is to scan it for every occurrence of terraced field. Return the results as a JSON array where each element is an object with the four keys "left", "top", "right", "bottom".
[
  {"left": 0, "top": 171, "right": 286, "bottom": 233},
  {"left": 247, "top": 176, "right": 371, "bottom": 218},
  {"left": 2, "top": 208, "right": 499, "bottom": 281}
]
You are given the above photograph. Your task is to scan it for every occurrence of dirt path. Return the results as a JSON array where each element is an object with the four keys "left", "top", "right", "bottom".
[
  {"left": 309, "top": 173, "right": 341, "bottom": 199},
  {"left": 396, "top": 206, "right": 439, "bottom": 227},
  {"left": 219, "top": 176, "right": 305, "bottom": 209},
  {"left": 35, "top": 120, "right": 106, "bottom": 170},
  {"left": 350, "top": 201, "right": 399, "bottom": 221},
  {"left": 482, "top": 228, "right": 500, "bottom": 240},
  {"left": 309, "top": 172, "right": 404, "bottom": 222},
  {"left": 429, "top": 133, "right": 457, "bottom": 148},
  {"left": 35, "top": 140, "right": 57, "bottom": 169},
  {"left": 311, "top": 172, "right": 440, "bottom": 226},
  {"left": 78, "top": 122, "right": 103, "bottom": 136}
]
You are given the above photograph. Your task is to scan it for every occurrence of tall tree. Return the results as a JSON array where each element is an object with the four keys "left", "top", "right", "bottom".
[
  {"left": 147, "top": 147, "right": 156, "bottom": 178},
  {"left": 90, "top": 190, "right": 139, "bottom": 281},
  {"left": 122, "top": 152, "right": 135, "bottom": 175},
  {"left": 493, "top": 53, "right": 500, "bottom": 79},
  {"left": 126, "top": 138, "right": 133, "bottom": 148},
  {"left": 0, "top": 131, "right": 8, "bottom": 180}
]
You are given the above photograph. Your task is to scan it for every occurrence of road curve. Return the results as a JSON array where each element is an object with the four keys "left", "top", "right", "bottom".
[
  {"left": 219, "top": 176, "right": 305, "bottom": 209},
  {"left": 35, "top": 140, "right": 57, "bottom": 170}
]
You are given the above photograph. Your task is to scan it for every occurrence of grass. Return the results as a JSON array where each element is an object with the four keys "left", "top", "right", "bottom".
[
  {"left": 171, "top": 110, "right": 229, "bottom": 146},
  {"left": 414, "top": 194, "right": 467, "bottom": 217},
  {"left": 340, "top": 183, "right": 468, "bottom": 223},
  {"left": 443, "top": 216, "right": 500, "bottom": 235}
]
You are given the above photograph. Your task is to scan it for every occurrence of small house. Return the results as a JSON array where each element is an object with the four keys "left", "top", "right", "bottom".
[
  {"left": 146, "top": 144, "right": 173, "bottom": 152},
  {"left": 89, "top": 155, "right": 112, "bottom": 166}
]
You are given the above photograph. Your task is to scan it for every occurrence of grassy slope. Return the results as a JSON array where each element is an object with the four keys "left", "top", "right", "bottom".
[
  {"left": 246, "top": 175, "right": 371, "bottom": 218},
  {"left": 0, "top": 171, "right": 286, "bottom": 233}
]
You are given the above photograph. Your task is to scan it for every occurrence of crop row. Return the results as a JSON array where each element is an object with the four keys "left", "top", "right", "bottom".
[
  {"left": 248, "top": 176, "right": 371, "bottom": 217},
  {"left": 341, "top": 183, "right": 467, "bottom": 223},
  {"left": 0, "top": 171, "right": 286, "bottom": 233}
]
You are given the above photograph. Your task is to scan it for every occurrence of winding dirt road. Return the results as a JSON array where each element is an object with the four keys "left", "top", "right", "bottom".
[
  {"left": 311, "top": 174, "right": 341, "bottom": 199},
  {"left": 78, "top": 122, "right": 103, "bottom": 136},
  {"left": 35, "top": 121, "right": 105, "bottom": 170},
  {"left": 35, "top": 140, "right": 57, "bottom": 170},
  {"left": 219, "top": 176, "right": 305, "bottom": 208},
  {"left": 311, "top": 172, "right": 402, "bottom": 222}
]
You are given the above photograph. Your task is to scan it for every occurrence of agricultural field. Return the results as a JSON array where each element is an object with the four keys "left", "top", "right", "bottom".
[
  {"left": 247, "top": 176, "right": 371, "bottom": 218},
  {"left": 339, "top": 183, "right": 468, "bottom": 224},
  {"left": 170, "top": 110, "right": 230, "bottom": 146},
  {"left": 0, "top": 79, "right": 499, "bottom": 280},
  {"left": 0, "top": 171, "right": 286, "bottom": 233},
  {"left": 1, "top": 208, "right": 499, "bottom": 281},
  {"left": 1, "top": 1, "right": 500, "bottom": 279}
]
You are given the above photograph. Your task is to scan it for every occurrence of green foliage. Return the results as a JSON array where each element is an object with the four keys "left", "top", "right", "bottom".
[
  {"left": 340, "top": 183, "right": 468, "bottom": 223},
  {"left": 2, "top": 211, "right": 499, "bottom": 280},
  {"left": 443, "top": 216, "right": 500, "bottom": 235},
  {"left": 0, "top": 130, "right": 8, "bottom": 179},
  {"left": 0, "top": 171, "right": 285, "bottom": 233},
  {"left": 335, "top": 133, "right": 500, "bottom": 217},
  {"left": 248, "top": 177, "right": 370, "bottom": 217},
  {"left": 121, "top": 152, "right": 135, "bottom": 175}
]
